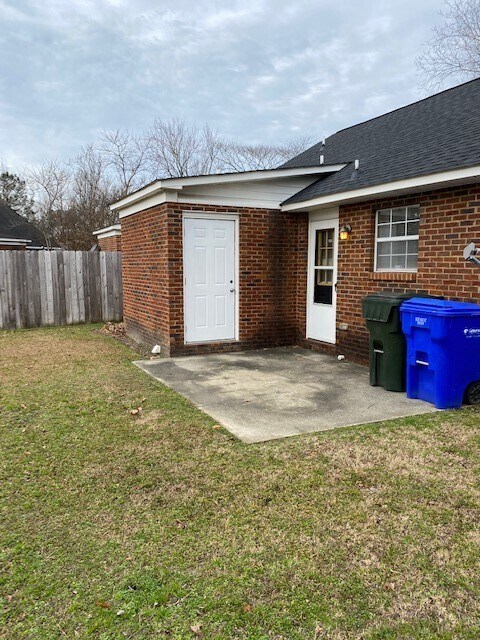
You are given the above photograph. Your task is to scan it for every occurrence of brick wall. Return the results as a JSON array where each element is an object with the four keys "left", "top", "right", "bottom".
[
  {"left": 331, "top": 182, "right": 480, "bottom": 363},
  {"left": 120, "top": 182, "right": 480, "bottom": 361},
  {"left": 98, "top": 235, "right": 121, "bottom": 251},
  {"left": 167, "top": 204, "right": 308, "bottom": 355},
  {"left": 121, "top": 202, "right": 307, "bottom": 356},
  {"left": 121, "top": 204, "right": 171, "bottom": 350}
]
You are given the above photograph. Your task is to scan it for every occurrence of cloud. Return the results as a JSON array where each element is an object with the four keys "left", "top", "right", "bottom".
[
  {"left": 0, "top": 0, "right": 442, "bottom": 169},
  {"left": 201, "top": 4, "right": 263, "bottom": 30}
]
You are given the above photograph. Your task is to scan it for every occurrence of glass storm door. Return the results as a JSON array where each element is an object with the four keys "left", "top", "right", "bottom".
[{"left": 307, "top": 216, "right": 338, "bottom": 343}]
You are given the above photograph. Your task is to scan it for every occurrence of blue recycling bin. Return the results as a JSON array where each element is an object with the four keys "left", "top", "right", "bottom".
[{"left": 400, "top": 298, "right": 480, "bottom": 409}]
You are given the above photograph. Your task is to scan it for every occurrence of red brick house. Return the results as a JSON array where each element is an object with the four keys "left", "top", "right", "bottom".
[
  {"left": 110, "top": 79, "right": 480, "bottom": 362},
  {"left": 93, "top": 224, "right": 122, "bottom": 251}
]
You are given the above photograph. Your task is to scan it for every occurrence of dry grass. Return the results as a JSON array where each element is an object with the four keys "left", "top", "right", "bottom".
[{"left": 1, "top": 326, "right": 480, "bottom": 639}]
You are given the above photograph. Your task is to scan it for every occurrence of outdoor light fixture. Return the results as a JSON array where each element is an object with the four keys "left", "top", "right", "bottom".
[{"left": 340, "top": 224, "right": 352, "bottom": 241}]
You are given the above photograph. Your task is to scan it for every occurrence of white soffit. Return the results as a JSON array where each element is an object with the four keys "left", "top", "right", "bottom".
[{"left": 112, "top": 165, "right": 346, "bottom": 218}]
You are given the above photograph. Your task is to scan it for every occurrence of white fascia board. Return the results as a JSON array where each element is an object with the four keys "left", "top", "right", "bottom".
[
  {"left": 111, "top": 165, "right": 346, "bottom": 217},
  {"left": 116, "top": 189, "right": 179, "bottom": 219},
  {"left": 281, "top": 165, "right": 480, "bottom": 212},
  {"left": 0, "top": 238, "right": 32, "bottom": 245},
  {"left": 110, "top": 181, "right": 171, "bottom": 211},
  {"left": 93, "top": 223, "right": 122, "bottom": 239},
  {"left": 157, "top": 165, "right": 345, "bottom": 187}
]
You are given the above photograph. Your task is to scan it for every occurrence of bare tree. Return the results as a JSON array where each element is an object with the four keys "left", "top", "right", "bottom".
[
  {"left": 27, "top": 148, "right": 117, "bottom": 249},
  {"left": 220, "top": 135, "right": 313, "bottom": 172},
  {"left": 63, "top": 144, "right": 117, "bottom": 249},
  {"left": 279, "top": 135, "right": 314, "bottom": 162},
  {"left": 148, "top": 119, "right": 225, "bottom": 178},
  {"left": 8, "top": 122, "right": 312, "bottom": 250},
  {"left": 148, "top": 118, "right": 311, "bottom": 177},
  {"left": 417, "top": 0, "right": 480, "bottom": 90},
  {"left": 200, "top": 124, "right": 225, "bottom": 175},
  {"left": 99, "top": 129, "right": 150, "bottom": 196},
  {"left": 27, "top": 160, "right": 71, "bottom": 247}
]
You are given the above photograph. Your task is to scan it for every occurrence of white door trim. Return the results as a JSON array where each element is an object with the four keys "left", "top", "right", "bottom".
[
  {"left": 306, "top": 208, "right": 339, "bottom": 344},
  {"left": 182, "top": 211, "right": 239, "bottom": 221},
  {"left": 182, "top": 212, "right": 239, "bottom": 344}
]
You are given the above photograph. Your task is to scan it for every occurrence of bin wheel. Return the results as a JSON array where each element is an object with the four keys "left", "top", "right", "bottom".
[{"left": 465, "top": 381, "right": 480, "bottom": 405}]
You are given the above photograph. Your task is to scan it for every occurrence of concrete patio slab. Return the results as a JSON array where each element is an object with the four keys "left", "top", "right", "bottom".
[{"left": 134, "top": 347, "right": 438, "bottom": 443}]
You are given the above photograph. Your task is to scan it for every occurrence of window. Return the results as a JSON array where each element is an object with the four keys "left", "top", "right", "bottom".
[
  {"left": 313, "top": 228, "right": 335, "bottom": 305},
  {"left": 375, "top": 206, "right": 419, "bottom": 272}
]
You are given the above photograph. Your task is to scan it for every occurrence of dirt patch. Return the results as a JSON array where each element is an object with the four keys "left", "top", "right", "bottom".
[
  {"left": 97, "top": 322, "right": 158, "bottom": 359},
  {"left": 99, "top": 320, "right": 127, "bottom": 337}
]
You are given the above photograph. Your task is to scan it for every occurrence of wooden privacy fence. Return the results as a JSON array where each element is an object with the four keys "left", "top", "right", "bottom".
[{"left": 0, "top": 250, "right": 123, "bottom": 330}]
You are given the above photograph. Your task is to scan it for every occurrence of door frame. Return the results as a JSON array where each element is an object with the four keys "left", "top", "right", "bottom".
[
  {"left": 182, "top": 211, "right": 240, "bottom": 344},
  {"left": 306, "top": 208, "right": 339, "bottom": 344}
]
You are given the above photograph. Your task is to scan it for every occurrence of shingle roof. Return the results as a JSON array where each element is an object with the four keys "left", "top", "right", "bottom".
[
  {"left": 282, "top": 78, "right": 480, "bottom": 205},
  {"left": 0, "top": 202, "right": 54, "bottom": 247}
]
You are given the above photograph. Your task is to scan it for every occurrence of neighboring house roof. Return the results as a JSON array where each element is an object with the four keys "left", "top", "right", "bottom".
[
  {"left": 282, "top": 78, "right": 480, "bottom": 205},
  {"left": 0, "top": 202, "right": 54, "bottom": 248}
]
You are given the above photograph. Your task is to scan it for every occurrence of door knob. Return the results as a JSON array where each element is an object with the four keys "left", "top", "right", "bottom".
[{"left": 230, "top": 288, "right": 235, "bottom": 293}]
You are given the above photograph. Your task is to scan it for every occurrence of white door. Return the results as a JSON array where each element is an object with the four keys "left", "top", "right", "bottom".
[
  {"left": 306, "top": 215, "right": 339, "bottom": 343},
  {"left": 184, "top": 216, "right": 236, "bottom": 343}
]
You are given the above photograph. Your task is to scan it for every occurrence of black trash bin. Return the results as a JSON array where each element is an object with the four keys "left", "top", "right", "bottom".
[{"left": 362, "top": 292, "right": 417, "bottom": 392}]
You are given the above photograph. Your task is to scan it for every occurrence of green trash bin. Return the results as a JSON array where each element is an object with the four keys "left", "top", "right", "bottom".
[{"left": 362, "top": 292, "right": 417, "bottom": 392}]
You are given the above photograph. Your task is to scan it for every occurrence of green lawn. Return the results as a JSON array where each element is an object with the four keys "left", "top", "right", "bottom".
[{"left": 1, "top": 326, "right": 480, "bottom": 639}]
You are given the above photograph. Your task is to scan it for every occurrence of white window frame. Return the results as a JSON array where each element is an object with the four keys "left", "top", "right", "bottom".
[{"left": 374, "top": 206, "right": 419, "bottom": 273}]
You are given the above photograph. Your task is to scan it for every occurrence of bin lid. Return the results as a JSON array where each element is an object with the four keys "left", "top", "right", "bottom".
[
  {"left": 400, "top": 297, "right": 480, "bottom": 317},
  {"left": 362, "top": 291, "right": 416, "bottom": 322}
]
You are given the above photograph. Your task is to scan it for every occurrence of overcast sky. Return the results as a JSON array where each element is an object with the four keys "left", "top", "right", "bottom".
[{"left": 1, "top": 0, "right": 444, "bottom": 170}]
